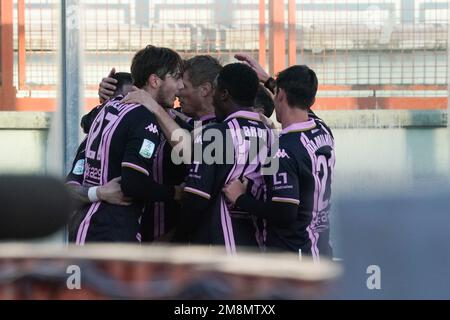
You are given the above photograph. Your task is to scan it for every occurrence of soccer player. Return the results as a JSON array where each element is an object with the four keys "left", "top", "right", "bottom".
[
  {"left": 174, "top": 63, "right": 273, "bottom": 254},
  {"left": 69, "top": 45, "right": 184, "bottom": 244},
  {"left": 119, "top": 55, "right": 223, "bottom": 242},
  {"left": 66, "top": 72, "right": 134, "bottom": 209},
  {"left": 223, "top": 65, "right": 336, "bottom": 261},
  {"left": 235, "top": 53, "right": 333, "bottom": 134}
]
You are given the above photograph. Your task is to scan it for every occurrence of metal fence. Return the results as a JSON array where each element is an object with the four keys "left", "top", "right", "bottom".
[{"left": 0, "top": 0, "right": 448, "bottom": 110}]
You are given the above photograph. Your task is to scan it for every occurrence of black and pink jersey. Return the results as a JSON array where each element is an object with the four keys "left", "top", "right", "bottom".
[
  {"left": 140, "top": 109, "right": 193, "bottom": 242},
  {"left": 66, "top": 137, "right": 87, "bottom": 187},
  {"left": 186, "top": 113, "right": 217, "bottom": 130},
  {"left": 72, "top": 96, "right": 162, "bottom": 244},
  {"left": 267, "top": 118, "right": 335, "bottom": 259},
  {"left": 181, "top": 110, "right": 273, "bottom": 254},
  {"left": 82, "top": 96, "right": 160, "bottom": 187}
]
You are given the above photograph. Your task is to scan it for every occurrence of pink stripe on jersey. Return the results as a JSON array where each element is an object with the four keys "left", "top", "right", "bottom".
[
  {"left": 225, "top": 110, "right": 260, "bottom": 122},
  {"left": 122, "top": 162, "right": 150, "bottom": 176},
  {"left": 301, "top": 133, "right": 321, "bottom": 261},
  {"left": 65, "top": 181, "right": 81, "bottom": 186},
  {"left": 154, "top": 202, "right": 160, "bottom": 239},
  {"left": 199, "top": 113, "right": 216, "bottom": 122},
  {"left": 101, "top": 104, "right": 141, "bottom": 184},
  {"left": 76, "top": 202, "right": 101, "bottom": 245},
  {"left": 184, "top": 187, "right": 211, "bottom": 200},
  {"left": 220, "top": 199, "right": 236, "bottom": 255}
]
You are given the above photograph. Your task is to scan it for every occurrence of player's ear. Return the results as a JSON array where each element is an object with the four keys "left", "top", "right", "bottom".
[
  {"left": 275, "top": 87, "right": 284, "bottom": 102},
  {"left": 148, "top": 74, "right": 161, "bottom": 89},
  {"left": 199, "top": 82, "right": 213, "bottom": 97},
  {"left": 220, "top": 88, "right": 230, "bottom": 101}
]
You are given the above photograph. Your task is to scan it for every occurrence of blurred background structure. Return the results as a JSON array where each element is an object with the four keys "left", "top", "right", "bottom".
[{"left": 0, "top": 0, "right": 447, "bottom": 110}]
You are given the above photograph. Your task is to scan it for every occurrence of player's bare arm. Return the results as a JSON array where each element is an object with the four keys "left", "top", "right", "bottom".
[
  {"left": 234, "top": 53, "right": 271, "bottom": 83},
  {"left": 66, "top": 177, "right": 131, "bottom": 207}
]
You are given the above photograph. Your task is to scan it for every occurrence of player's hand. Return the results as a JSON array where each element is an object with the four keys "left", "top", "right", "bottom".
[
  {"left": 121, "top": 86, "right": 163, "bottom": 114},
  {"left": 259, "top": 113, "right": 277, "bottom": 130},
  {"left": 98, "top": 68, "right": 118, "bottom": 103},
  {"left": 222, "top": 178, "right": 248, "bottom": 205},
  {"left": 234, "top": 53, "right": 271, "bottom": 83},
  {"left": 97, "top": 177, "right": 132, "bottom": 206}
]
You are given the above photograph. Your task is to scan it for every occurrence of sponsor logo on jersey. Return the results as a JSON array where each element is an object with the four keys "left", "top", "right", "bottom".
[
  {"left": 72, "top": 159, "right": 85, "bottom": 175},
  {"left": 139, "top": 139, "right": 156, "bottom": 159}
]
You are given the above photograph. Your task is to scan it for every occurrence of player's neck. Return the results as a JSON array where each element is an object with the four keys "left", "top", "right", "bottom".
[
  {"left": 141, "top": 85, "right": 158, "bottom": 101},
  {"left": 194, "top": 100, "right": 215, "bottom": 119},
  {"left": 281, "top": 107, "right": 309, "bottom": 129}
]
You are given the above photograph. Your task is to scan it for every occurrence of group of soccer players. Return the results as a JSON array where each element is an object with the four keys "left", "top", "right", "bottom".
[{"left": 65, "top": 45, "right": 335, "bottom": 261}]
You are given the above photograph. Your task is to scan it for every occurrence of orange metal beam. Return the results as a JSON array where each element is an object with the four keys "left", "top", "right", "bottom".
[
  {"left": 15, "top": 97, "right": 447, "bottom": 112},
  {"left": 16, "top": 98, "right": 101, "bottom": 112},
  {"left": 258, "top": 0, "right": 266, "bottom": 68},
  {"left": 268, "top": 0, "right": 285, "bottom": 75},
  {"left": 18, "top": 0, "right": 26, "bottom": 90},
  {"left": 288, "top": 0, "right": 296, "bottom": 66},
  {"left": 0, "top": 0, "right": 17, "bottom": 110},
  {"left": 313, "top": 97, "right": 447, "bottom": 110}
]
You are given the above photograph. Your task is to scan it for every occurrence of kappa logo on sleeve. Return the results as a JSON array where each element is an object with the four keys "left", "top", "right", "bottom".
[
  {"left": 72, "top": 159, "right": 85, "bottom": 175},
  {"left": 145, "top": 123, "right": 159, "bottom": 134},
  {"left": 139, "top": 139, "right": 156, "bottom": 159}
]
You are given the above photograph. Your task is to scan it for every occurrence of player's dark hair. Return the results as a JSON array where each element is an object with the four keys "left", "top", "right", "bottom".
[
  {"left": 111, "top": 72, "right": 132, "bottom": 96},
  {"left": 254, "top": 84, "right": 275, "bottom": 117},
  {"left": 276, "top": 65, "right": 318, "bottom": 110},
  {"left": 216, "top": 63, "right": 259, "bottom": 106},
  {"left": 131, "top": 45, "right": 183, "bottom": 88},
  {"left": 184, "top": 55, "right": 222, "bottom": 88}
]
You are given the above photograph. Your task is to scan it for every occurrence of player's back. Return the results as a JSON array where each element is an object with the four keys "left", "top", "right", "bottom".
[
  {"left": 186, "top": 110, "right": 273, "bottom": 253},
  {"left": 83, "top": 96, "right": 155, "bottom": 188},
  {"left": 72, "top": 96, "right": 161, "bottom": 244},
  {"left": 268, "top": 118, "right": 335, "bottom": 258}
]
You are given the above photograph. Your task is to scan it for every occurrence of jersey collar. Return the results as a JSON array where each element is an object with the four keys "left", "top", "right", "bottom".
[
  {"left": 281, "top": 119, "right": 316, "bottom": 134},
  {"left": 225, "top": 110, "right": 261, "bottom": 122},
  {"left": 199, "top": 113, "right": 216, "bottom": 122}
]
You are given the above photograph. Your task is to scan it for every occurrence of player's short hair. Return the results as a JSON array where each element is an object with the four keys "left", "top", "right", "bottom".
[
  {"left": 276, "top": 65, "right": 318, "bottom": 110},
  {"left": 184, "top": 55, "right": 222, "bottom": 88},
  {"left": 254, "top": 84, "right": 275, "bottom": 117},
  {"left": 216, "top": 63, "right": 259, "bottom": 106},
  {"left": 131, "top": 45, "right": 183, "bottom": 88},
  {"left": 112, "top": 72, "right": 133, "bottom": 96}
]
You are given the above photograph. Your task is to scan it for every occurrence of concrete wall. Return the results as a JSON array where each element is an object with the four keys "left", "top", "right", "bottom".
[
  {"left": 0, "top": 112, "right": 50, "bottom": 174},
  {"left": 0, "top": 110, "right": 448, "bottom": 193}
]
